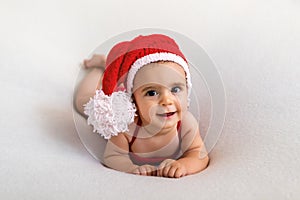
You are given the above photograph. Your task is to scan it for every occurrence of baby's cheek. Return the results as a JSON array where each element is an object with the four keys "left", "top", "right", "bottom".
[
  {"left": 139, "top": 104, "right": 156, "bottom": 120},
  {"left": 178, "top": 96, "right": 189, "bottom": 111}
]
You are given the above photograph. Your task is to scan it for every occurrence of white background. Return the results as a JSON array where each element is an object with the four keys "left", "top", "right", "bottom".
[{"left": 1, "top": 0, "right": 300, "bottom": 199}]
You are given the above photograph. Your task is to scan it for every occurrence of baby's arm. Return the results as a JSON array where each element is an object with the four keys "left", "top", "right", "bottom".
[
  {"left": 104, "top": 134, "right": 138, "bottom": 173},
  {"left": 177, "top": 128, "right": 209, "bottom": 174},
  {"left": 157, "top": 112, "right": 209, "bottom": 178},
  {"left": 104, "top": 134, "right": 156, "bottom": 176}
]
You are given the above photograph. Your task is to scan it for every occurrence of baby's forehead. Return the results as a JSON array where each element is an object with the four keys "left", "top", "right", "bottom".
[
  {"left": 137, "top": 61, "right": 185, "bottom": 76},
  {"left": 132, "top": 62, "right": 186, "bottom": 90}
]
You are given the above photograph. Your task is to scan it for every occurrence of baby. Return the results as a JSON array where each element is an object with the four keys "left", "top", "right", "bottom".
[{"left": 74, "top": 34, "right": 209, "bottom": 178}]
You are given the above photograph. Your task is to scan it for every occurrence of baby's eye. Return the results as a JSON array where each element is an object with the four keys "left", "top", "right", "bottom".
[
  {"left": 171, "top": 86, "right": 181, "bottom": 93},
  {"left": 145, "top": 90, "right": 158, "bottom": 96}
]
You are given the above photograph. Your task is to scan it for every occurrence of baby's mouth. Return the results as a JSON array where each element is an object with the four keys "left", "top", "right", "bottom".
[{"left": 157, "top": 112, "right": 176, "bottom": 117}]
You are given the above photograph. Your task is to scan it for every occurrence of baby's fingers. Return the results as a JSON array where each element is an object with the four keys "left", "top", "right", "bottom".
[
  {"left": 132, "top": 167, "right": 141, "bottom": 175},
  {"left": 133, "top": 165, "right": 156, "bottom": 176},
  {"left": 157, "top": 159, "right": 175, "bottom": 177},
  {"left": 166, "top": 166, "right": 178, "bottom": 178},
  {"left": 141, "top": 165, "right": 155, "bottom": 176},
  {"left": 158, "top": 160, "right": 187, "bottom": 178},
  {"left": 173, "top": 167, "right": 187, "bottom": 178}
]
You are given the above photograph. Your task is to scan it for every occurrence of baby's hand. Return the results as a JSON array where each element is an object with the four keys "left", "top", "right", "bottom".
[
  {"left": 132, "top": 165, "right": 157, "bottom": 176},
  {"left": 157, "top": 159, "right": 187, "bottom": 178}
]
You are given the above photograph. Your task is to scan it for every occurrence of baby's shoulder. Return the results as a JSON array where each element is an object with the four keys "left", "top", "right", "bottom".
[
  {"left": 180, "top": 111, "right": 199, "bottom": 137},
  {"left": 115, "top": 122, "right": 137, "bottom": 143},
  {"left": 181, "top": 111, "right": 198, "bottom": 126}
]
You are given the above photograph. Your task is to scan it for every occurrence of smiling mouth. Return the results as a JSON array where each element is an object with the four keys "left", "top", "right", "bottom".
[{"left": 157, "top": 112, "right": 176, "bottom": 117}]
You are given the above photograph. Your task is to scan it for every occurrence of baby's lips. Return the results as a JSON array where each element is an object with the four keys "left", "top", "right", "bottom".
[{"left": 157, "top": 111, "right": 176, "bottom": 117}]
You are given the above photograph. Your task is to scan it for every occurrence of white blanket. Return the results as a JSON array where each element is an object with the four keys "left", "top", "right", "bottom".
[{"left": 1, "top": 0, "right": 299, "bottom": 199}]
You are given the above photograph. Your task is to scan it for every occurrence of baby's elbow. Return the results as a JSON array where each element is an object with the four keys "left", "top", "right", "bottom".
[
  {"left": 103, "top": 149, "right": 114, "bottom": 168},
  {"left": 200, "top": 155, "right": 210, "bottom": 170},
  {"left": 103, "top": 159, "right": 112, "bottom": 170}
]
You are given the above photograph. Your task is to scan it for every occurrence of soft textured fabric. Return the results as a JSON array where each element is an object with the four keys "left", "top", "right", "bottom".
[
  {"left": 84, "top": 90, "right": 136, "bottom": 139},
  {"left": 1, "top": 1, "right": 299, "bottom": 199}
]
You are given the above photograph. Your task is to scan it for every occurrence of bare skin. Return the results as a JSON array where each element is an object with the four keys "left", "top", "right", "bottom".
[
  {"left": 74, "top": 55, "right": 106, "bottom": 116},
  {"left": 104, "top": 104, "right": 209, "bottom": 178},
  {"left": 83, "top": 54, "right": 106, "bottom": 69},
  {"left": 74, "top": 55, "right": 209, "bottom": 178}
]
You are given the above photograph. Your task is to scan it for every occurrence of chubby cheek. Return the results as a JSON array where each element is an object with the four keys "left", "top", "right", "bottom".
[
  {"left": 137, "top": 106, "right": 148, "bottom": 120},
  {"left": 177, "top": 94, "right": 189, "bottom": 113},
  {"left": 180, "top": 100, "right": 189, "bottom": 113},
  {"left": 135, "top": 102, "right": 153, "bottom": 120}
]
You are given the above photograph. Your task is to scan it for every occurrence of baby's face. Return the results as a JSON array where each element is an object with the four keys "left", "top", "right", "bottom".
[{"left": 132, "top": 61, "right": 188, "bottom": 133}]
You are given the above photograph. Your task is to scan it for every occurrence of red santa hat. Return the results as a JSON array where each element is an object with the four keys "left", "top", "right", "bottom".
[{"left": 84, "top": 34, "right": 192, "bottom": 139}]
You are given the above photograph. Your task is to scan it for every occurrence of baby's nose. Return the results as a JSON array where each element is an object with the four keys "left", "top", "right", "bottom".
[{"left": 159, "top": 91, "right": 173, "bottom": 106}]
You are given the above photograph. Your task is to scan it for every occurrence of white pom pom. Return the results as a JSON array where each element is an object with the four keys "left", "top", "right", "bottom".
[{"left": 84, "top": 90, "right": 136, "bottom": 139}]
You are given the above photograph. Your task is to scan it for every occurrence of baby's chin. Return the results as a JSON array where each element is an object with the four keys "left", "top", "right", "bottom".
[{"left": 150, "top": 118, "right": 180, "bottom": 133}]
